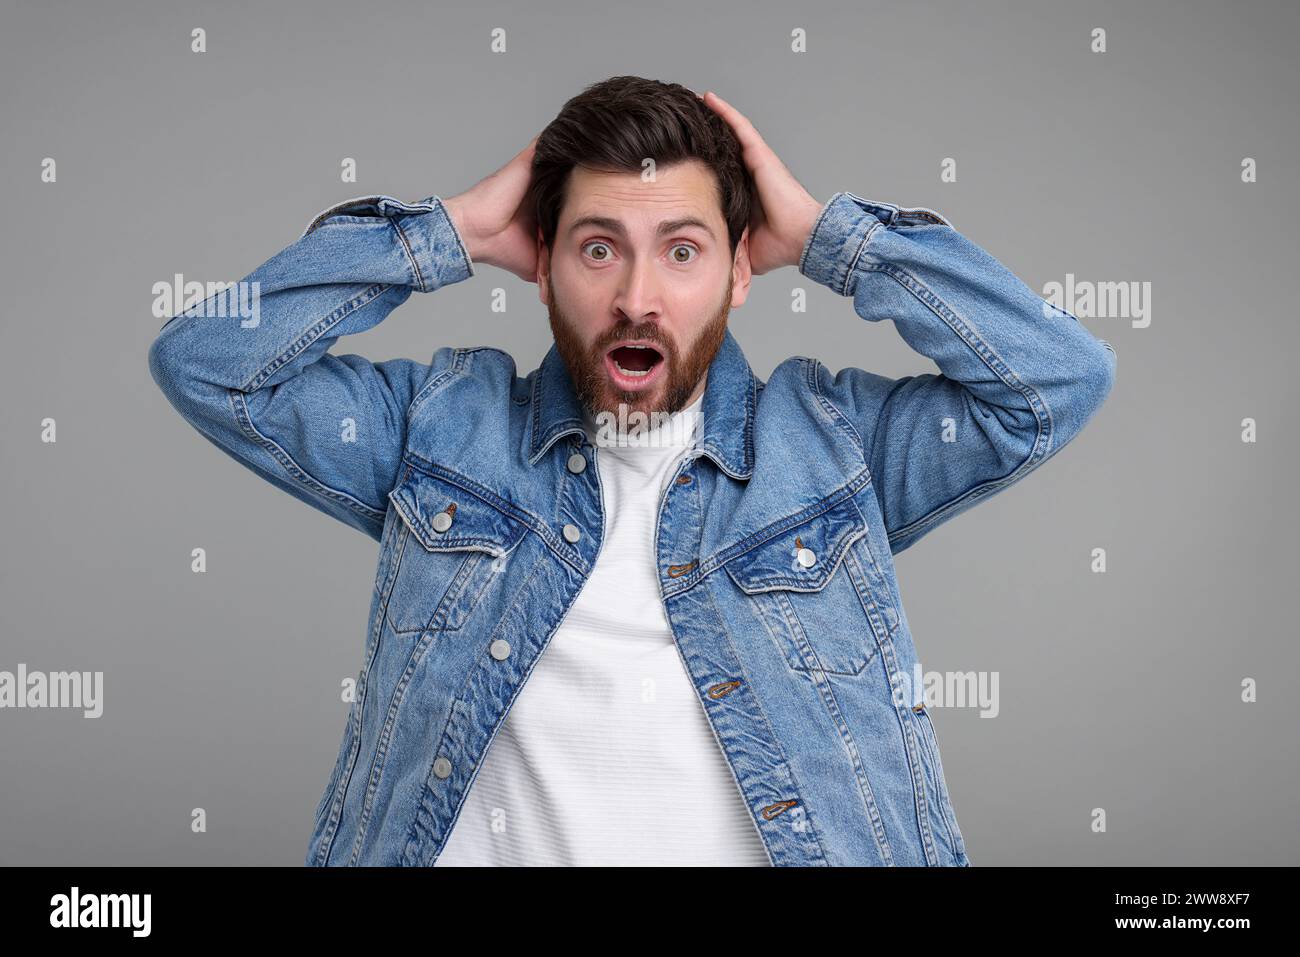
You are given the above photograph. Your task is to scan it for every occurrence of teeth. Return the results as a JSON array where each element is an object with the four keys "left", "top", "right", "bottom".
[{"left": 611, "top": 343, "right": 658, "bottom": 379}]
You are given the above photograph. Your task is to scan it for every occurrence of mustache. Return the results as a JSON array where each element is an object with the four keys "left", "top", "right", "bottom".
[{"left": 592, "top": 323, "right": 675, "bottom": 356}]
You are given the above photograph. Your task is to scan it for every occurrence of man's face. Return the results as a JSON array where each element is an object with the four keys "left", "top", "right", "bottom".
[{"left": 537, "top": 159, "right": 751, "bottom": 421}]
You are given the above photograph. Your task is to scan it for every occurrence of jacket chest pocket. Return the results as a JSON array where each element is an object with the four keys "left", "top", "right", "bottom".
[
  {"left": 382, "top": 466, "right": 529, "bottom": 636},
  {"left": 725, "top": 497, "right": 882, "bottom": 677}
]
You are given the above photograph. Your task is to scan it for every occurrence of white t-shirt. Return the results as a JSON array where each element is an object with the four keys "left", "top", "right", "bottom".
[{"left": 435, "top": 392, "right": 771, "bottom": 866}]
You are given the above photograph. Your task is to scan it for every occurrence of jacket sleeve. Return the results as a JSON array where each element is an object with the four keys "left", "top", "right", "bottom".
[
  {"left": 147, "top": 194, "right": 474, "bottom": 542},
  {"left": 799, "top": 191, "right": 1116, "bottom": 555}
]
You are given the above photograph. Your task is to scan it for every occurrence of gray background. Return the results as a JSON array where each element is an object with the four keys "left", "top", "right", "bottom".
[{"left": 2, "top": 0, "right": 1296, "bottom": 865}]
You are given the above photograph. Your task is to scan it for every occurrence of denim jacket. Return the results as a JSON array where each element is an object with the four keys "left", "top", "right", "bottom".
[{"left": 148, "top": 189, "right": 1115, "bottom": 866}]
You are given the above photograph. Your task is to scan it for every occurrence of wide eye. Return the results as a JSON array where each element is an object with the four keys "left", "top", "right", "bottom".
[
  {"left": 670, "top": 244, "right": 698, "bottom": 264},
  {"left": 582, "top": 241, "right": 613, "bottom": 262}
]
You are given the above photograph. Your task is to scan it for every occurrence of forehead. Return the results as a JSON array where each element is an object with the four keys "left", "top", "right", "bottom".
[{"left": 561, "top": 159, "right": 723, "bottom": 234}]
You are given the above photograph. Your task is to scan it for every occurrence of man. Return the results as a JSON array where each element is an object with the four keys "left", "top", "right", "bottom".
[{"left": 148, "top": 75, "right": 1115, "bottom": 867}]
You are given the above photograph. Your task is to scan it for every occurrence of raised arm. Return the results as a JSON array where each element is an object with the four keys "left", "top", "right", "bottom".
[
  {"left": 699, "top": 89, "right": 1116, "bottom": 555},
  {"left": 147, "top": 136, "right": 540, "bottom": 542},
  {"left": 800, "top": 192, "right": 1116, "bottom": 554},
  {"left": 146, "top": 193, "right": 475, "bottom": 541}
]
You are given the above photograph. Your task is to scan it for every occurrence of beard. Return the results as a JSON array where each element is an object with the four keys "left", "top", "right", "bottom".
[{"left": 545, "top": 270, "right": 732, "bottom": 421}]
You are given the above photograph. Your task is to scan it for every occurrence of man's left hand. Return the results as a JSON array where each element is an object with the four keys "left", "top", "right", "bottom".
[{"left": 698, "top": 90, "right": 824, "bottom": 276}]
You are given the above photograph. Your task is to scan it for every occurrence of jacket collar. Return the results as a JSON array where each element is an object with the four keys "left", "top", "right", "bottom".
[{"left": 526, "top": 327, "right": 757, "bottom": 480}]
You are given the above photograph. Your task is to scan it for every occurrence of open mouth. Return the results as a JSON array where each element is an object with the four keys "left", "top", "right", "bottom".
[{"left": 604, "top": 341, "right": 666, "bottom": 391}]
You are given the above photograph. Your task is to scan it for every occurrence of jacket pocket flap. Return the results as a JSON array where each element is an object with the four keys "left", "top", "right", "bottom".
[
  {"left": 388, "top": 467, "right": 528, "bottom": 556},
  {"left": 725, "top": 497, "right": 869, "bottom": 594}
]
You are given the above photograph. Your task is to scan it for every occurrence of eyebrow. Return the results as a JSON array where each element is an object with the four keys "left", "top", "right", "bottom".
[{"left": 566, "top": 215, "right": 717, "bottom": 241}]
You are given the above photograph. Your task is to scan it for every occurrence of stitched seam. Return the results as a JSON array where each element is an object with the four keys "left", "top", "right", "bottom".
[
  {"left": 527, "top": 358, "right": 585, "bottom": 465},
  {"left": 712, "top": 470, "right": 870, "bottom": 573},
  {"left": 726, "top": 520, "right": 868, "bottom": 595},
  {"left": 696, "top": 368, "right": 759, "bottom": 479},
  {"left": 862, "top": 262, "right": 1053, "bottom": 549},
  {"left": 770, "top": 581, "right": 893, "bottom": 861},
  {"left": 437, "top": 196, "right": 476, "bottom": 282},
  {"left": 771, "top": 589, "right": 866, "bottom": 676},
  {"left": 399, "top": 459, "right": 583, "bottom": 575},
  {"left": 407, "top": 347, "right": 473, "bottom": 421},
  {"left": 692, "top": 576, "right": 829, "bottom": 864},
  {"left": 387, "top": 492, "right": 519, "bottom": 556},
  {"left": 230, "top": 389, "right": 385, "bottom": 521},
  {"left": 300, "top": 194, "right": 386, "bottom": 239},
  {"left": 858, "top": 548, "right": 941, "bottom": 866},
  {"left": 350, "top": 547, "right": 488, "bottom": 862},
  {"left": 803, "top": 357, "right": 865, "bottom": 454},
  {"left": 798, "top": 192, "right": 843, "bottom": 275},
  {"left": 893, "top": 204, "right": 949, "bottom": 226},
  {"left": 390, "top": 216, "right": 427, "bottom": 292},
  {"left": 839, "top": 220, "right": 881, "bottom": 296},
  {"left": 914, "top": 706, "right": 962, "bottom": 859},
  {"left": 662, "top": 467, "right": 872, "bottom": 598},
  {"left": 244, "top": 284, "right": 389, "bottom": 392},
  {"left": 408, "top": 550, "right": 550, "bottom": 863},
  {"left": 315, "top": 521, "right": 406, "bottom": 863},
  {"left": 400, "top": 460, "right": 546, "bottom": 539}
]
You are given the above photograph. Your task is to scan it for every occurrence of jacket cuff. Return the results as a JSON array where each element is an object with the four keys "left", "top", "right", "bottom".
[
  {"left": 394, "top": 195, "right": 475, "bottom": 292},
  {"left": 299, "top": 194, "right": 474, "bottom": 292},
  {"left": 797, "top": 191, "right": 949, "bottom": 295}
]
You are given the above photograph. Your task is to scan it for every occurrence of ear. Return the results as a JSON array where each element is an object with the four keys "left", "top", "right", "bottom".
[
  {"left": 730, "top": 225, "right": 753, "bottom": 308},
  {"left": 535, "top": 226, "right": 550, "bottom": 304}
]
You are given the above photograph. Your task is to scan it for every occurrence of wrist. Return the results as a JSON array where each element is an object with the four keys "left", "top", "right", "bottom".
[
  {"left": 442, "top": 196, "right": 485, "bottom": 266},
  {"left": 790, "top": 196, "right": 825, "bottom": 269}
]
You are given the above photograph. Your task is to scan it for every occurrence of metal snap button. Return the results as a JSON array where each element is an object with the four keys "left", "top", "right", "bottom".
[
  {"left": 796, "top": 547, "right": 817, "bottom": 568},
  {"left": 432, "top": 757, "right": 452, "bottom": 779},
  {"left": 432, "top": 511, "right": 453, "bottom": 533},
  {"left": 567, "top": 452, "right": 587, "bottom": 474},
  {"left": 489, "top": 639, "right": 512, "bottom": 661},
  {"left": 562, "top": 523, "right": 581, "bottom": 544}
]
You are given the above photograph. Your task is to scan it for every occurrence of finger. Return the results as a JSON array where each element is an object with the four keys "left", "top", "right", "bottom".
[{"left": 701, "top": 91, "right": 775, "bottom": 162}]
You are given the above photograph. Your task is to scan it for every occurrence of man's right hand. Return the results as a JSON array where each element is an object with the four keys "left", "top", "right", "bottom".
[{"left": 443, "top": 136, "right": 540, "bottom": 284}]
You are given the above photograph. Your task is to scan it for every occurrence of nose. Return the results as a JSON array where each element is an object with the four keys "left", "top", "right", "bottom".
[{"left": 610, "top": 256, "right": 664, "bottom": 322}]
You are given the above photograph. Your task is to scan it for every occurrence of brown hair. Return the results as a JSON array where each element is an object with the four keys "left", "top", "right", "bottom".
[{"left": 530, "top": 75, "right": 755, "bottom": 256}]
